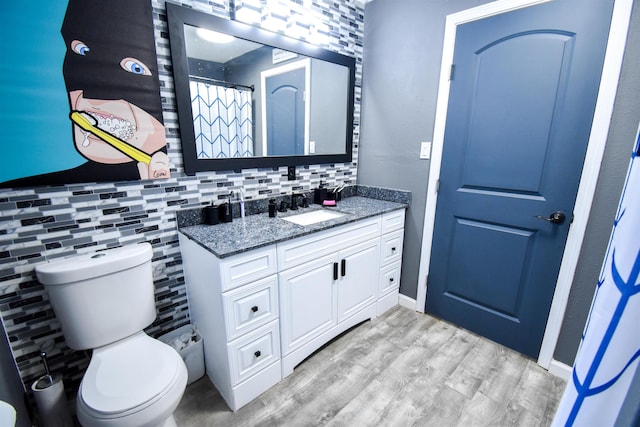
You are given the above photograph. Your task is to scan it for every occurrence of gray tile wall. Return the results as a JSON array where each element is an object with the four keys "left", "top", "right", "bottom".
[{"left": 0, "top": 0, "right": 363, "bottom": 394}]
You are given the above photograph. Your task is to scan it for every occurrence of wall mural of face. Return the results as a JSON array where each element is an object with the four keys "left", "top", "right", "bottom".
[
  {"left": 61, "top": 0, "right": 169, "bottom": 180},
  {"left": 0, "top": 0, "right": 170, "bottom": 188}
]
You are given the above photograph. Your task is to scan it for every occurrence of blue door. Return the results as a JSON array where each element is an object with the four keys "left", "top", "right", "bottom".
[
  {"left": 426, "top": 0, "right": 613, "bottom": 357},
  {"left": 265, "top": 67, "right": 305, "bottom": 156}
]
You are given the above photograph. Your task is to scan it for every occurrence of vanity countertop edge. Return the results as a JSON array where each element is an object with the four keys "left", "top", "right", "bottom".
[{"left": 178, "top": 188, "right": 410, "bottom": 259}]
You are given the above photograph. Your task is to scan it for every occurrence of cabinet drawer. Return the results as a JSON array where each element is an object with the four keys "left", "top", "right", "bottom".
[
  {"left": 277, "top": 217, "right": 381, "bottom": 271},
  {"left": 379, "top": 260, "right": 401, "bottom": 296},
  {"left": 381, "top": 210, "right": 405, "bottom": 234},
  {"left": 228, "top": 320, "right": 280, "bottom": 386},
  {"left": 223, "top": 275, "right": 279, "bottom": 341},
  {"left": 221, "top": 245, "right": 277, "bottom": 291},
  {"left": 380, "top": 229, "right": 404, "bottom": 265}
]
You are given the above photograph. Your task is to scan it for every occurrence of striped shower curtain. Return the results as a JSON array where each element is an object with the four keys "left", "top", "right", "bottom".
[
  {"left": 190, "top": 81, "right": 254, "bottom": 159},
  {"left": 552, "top": 126, "right": 640, "bottom": 426}
]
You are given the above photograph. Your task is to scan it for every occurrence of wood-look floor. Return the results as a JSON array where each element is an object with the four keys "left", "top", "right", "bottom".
[{"left": 174, "top": 306, "right": 566, "bottom": 426}]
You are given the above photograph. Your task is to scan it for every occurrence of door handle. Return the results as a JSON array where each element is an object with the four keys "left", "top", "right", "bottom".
[
  {"left": 333, "top": 262, "right": 339, "bottom": 281},
  {"left": 534, "top": 211, "right": 566, "bottom": 224},
  {"left": 341, "top": 259, "right": 346, "bottom": 277}
]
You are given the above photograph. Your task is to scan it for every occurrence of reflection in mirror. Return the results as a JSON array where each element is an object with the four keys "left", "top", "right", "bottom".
[
  {"left": 166, "top": 2, "right": 355, "bottom": 174},
  {"left": 185, "top": 25, "right": 261, "bottom": 159}
]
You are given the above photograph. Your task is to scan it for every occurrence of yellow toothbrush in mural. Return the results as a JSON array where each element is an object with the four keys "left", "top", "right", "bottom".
[{"left": 69, "top": 111, "right": 151, "bottom": 164}]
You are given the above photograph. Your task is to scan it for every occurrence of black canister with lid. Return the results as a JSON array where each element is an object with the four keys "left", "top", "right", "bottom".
[{"left": 218, "top": 202, "right": 233, "bottom": 223}]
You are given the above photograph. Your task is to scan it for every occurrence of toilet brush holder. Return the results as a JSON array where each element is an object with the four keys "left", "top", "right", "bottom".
[
  {"left": 31, "top": 374, "right": 73, "bottom": 427},
  {"left": 31, "top": 350, "right": 72, "bottom": 427}
]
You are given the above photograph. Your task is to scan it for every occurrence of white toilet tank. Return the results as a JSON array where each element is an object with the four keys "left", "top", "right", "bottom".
[{"left": 36, "top": 243, "right": 156, "bottom": 350}]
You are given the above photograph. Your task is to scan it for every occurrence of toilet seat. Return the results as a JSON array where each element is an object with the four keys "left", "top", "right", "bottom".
[{"left": 79, "top": 332, "right": 185, "bottom": 418}]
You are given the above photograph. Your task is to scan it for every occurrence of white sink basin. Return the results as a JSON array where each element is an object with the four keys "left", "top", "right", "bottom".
[{"left": 281, "top": 209, "right": 345, "bottom": 226}]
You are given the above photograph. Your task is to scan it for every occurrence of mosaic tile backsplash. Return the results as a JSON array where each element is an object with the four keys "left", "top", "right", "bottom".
[{"left": 0, "top": 0, "right": 363, "bottom": 397}]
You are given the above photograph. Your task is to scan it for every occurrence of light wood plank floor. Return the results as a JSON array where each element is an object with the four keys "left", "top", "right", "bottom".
[{"left": 174, "top": 306, "right": 566, "bottom": 426}]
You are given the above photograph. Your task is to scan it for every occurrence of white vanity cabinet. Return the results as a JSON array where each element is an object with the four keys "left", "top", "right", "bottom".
[
  {"left": 177, "top": 237, "right": 281, "bottom": 411},
  {"left": 178, "top": 207, "right": 405, "bottom": 411}
]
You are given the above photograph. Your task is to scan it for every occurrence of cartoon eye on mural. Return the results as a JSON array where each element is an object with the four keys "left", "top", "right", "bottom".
[{"left": 0, "top": 0, "right": 169, "bottom": 188}]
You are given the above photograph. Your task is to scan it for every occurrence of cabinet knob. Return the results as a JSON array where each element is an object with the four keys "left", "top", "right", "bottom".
[
  {"left": 254, "top": 350, "right": 261, "bottom": 358},
  {"left": 391, "top": 247, "right": 396, "bottom": 252},
  {"left": 251, "top": 306, "right": 259, "bottom": 313},
  {"left": 389, "top": 277, "right": 394, "bottom": 283}
]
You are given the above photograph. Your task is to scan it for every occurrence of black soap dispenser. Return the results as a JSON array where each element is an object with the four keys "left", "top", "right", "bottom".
[
  {"left": 219, "top": 201, "right": 233, "bottom": 223},
  {"left": 314, "top": 181, "right": 328, "bottom": 205},
  {"left": 268, "top": 199, "right": 277, "bottom": 218}
]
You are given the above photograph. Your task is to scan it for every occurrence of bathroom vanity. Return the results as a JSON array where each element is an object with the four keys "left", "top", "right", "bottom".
[{"left": 178, "top": 194, "right": 407, "bottom": 411}]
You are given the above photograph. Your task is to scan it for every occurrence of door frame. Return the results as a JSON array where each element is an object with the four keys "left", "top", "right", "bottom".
[
  {"left": 415, "top": 0, "right": 633, "bottom": 370},
  {"left": 260, "top": 58, "right": 311, "bottom": 155}
]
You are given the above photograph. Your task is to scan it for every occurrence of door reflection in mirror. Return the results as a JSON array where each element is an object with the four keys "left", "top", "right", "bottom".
[{"left": 262, "top": 59, "right": 309, "bottom": 156}]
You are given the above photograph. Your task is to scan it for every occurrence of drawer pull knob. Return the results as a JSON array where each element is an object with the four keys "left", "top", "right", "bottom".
[
  {"left": 391, "top": 247, "right": 396, "bottom": 252},
  {"left": 254, "top": 351, "right": 261, "bottom": 358},
  {"left": 251, "top": 306, "right": 259, "bottom": 313},
  {"left": 390, "top": 278, "right": 394, "bottom": 283}
]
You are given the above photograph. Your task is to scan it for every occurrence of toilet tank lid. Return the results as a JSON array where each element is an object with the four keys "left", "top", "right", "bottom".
[{"left": 36, "top": 243, "right": 153, "bottom": 285}]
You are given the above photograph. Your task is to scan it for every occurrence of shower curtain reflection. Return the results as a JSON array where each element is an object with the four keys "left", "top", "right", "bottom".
[{"left": 190, "top": 81, "right": 254, "bottom": 159}]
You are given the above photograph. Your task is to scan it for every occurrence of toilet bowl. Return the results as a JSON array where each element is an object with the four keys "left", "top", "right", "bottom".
[
  {"left": 77, "top": 333, "right": 186, "bottom": 427},
  {"left": 35, "top": 243, "right": 187, "bottom": 427}
]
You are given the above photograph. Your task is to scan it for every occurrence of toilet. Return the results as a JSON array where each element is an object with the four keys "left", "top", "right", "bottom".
[{"left": 35, "top": 243, "right": 187, "bottom": 427}]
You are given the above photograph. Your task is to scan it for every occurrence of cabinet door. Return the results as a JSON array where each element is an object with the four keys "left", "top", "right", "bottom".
[
  {"left": 279, "top": 254, "right": 337, "bottom": 356},
  {"left": 337, "top": 239, "right": 380, "bottom": 322}
]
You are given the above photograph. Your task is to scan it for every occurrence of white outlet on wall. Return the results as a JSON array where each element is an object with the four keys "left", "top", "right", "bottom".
[
  {"left": 420, "top": 141, "right": 432, "bottom": 159},
  {"left": 310, "top": 140, "right": 316, "bottom": 154}
]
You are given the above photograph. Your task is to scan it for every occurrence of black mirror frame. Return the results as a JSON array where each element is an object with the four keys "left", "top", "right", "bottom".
[{"left": 166, "top": 2, "right": 356, "bottom": 174}]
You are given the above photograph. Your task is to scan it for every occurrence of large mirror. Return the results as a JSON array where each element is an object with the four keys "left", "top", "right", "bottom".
[{"left": 166, "top": 2, "right": 356, "bottom": 174}]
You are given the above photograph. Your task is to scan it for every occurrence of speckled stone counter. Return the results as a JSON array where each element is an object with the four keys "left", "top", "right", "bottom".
[{"left": 178, "top": 192, "right": 409, "bottom": 258}]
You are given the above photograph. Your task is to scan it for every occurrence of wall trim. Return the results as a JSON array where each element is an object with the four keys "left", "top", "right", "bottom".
[
  {"left": 549, "top": 359, "right": 573, "bottom": 381},
  {"left": 398, "top": 293, "right": 416, "bottom": 310},
  {"left": 415, "top": 0, "right": 633, "bottom": 370}
]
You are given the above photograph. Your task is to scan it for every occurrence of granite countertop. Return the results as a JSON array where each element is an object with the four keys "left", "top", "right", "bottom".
[{"left": 179, "top": 196, "right": 408, "bottom": 258}]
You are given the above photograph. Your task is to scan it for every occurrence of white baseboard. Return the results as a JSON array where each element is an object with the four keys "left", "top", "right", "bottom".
[
  {"left": 549, "top": 358, "right": 573, "bottom": 381},
  {"left": 398, "top": 294, "right": 417, "bottom": 310}
]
